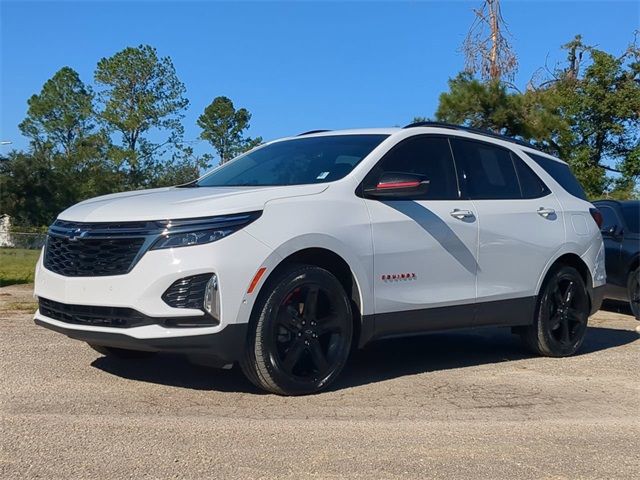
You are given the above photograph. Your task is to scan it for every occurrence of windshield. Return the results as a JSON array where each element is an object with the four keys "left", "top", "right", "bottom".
[{"left": 196, "top": 134, "right": 388, "bottom": 187}]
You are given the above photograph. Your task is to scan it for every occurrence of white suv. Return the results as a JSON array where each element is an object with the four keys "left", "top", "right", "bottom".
[{"left": 34, "top": 123, "right": 606, "bottom": 395}]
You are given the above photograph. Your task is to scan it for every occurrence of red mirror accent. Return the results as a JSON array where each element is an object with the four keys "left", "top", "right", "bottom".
[{"left": 376, "top": 180, "right": 421, "bottom": 190}]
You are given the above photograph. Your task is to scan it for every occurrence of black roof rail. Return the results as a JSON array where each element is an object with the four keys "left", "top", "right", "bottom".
[
  {"left": 297, "top": 129, "right": 332, "bottom": 136},
  {"left": 402, "top": 121, "right": 535, "bottom": 149}
]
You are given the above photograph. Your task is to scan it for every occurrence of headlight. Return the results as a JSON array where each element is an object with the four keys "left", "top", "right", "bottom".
[
  {"left": 152, "top": 228, "right": 236, "bottom": 250},
  {"left": 150, "top": 211, "right": 261, "bottom": 250}
]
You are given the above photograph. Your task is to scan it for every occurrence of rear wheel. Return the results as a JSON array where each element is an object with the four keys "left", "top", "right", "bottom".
[
  {"left": 628, "top": 267, "right": 640, "bottom": 320},
  {"left": 88, "top": 344, "right": 157, "bottom": 359},
  {"left": 240, "top": 264, "right": 353, "bottom": 395},
  {"left": 521, "top": 265, "right": 590, "bottom": 357}
]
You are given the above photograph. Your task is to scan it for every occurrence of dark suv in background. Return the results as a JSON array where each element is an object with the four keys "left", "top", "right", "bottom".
[{"left": 593, "top": 200, "right": 640, "bottom": 319}]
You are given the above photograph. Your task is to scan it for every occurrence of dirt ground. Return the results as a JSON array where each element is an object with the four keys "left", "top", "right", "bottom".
[{"left": 1, "top": 283, "right": 638, "bottom": 479}]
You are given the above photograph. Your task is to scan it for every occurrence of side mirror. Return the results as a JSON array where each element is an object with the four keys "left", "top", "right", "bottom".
[{"left": 363, "top": 172, "right": 429, "bottom": 199}]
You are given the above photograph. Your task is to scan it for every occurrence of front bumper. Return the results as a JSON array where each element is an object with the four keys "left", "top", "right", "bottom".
[
  {"left": 589, "top": 284, "right": 606, "bottom": 316},
  {"left": 34, "top": 317, "right": 247, "bottom": 364},
  {"left": 34, "top": 230, "right": 275, "bottom": 355}
]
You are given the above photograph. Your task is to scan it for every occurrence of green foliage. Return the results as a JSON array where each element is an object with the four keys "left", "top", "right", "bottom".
[
  {"left": 94, "top": 45, "right": 191, "bottom": 187},
  {"left": 19, "top": 67, "right": 95, "bottom": 155},
  {"left": 0, "top": 150, "right": 58, "bottom": 227},
  {"left": 1, "top": 46, "right": 218, "bottom": 227},
  {"left": 436, "top": 73, "right": 529, "bottom": 136},
  {"left": 433, "top": 35, "right": 640, "bottom": 199},
  {"left": 198, "top": 96, "right": 262, "bottom": 164},
  {"left": 3, "top": 67, "right": 119, "bottom": 224}
]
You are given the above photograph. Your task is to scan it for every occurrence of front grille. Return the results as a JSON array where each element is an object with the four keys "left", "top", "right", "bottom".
[
  {"left": 162, "top": 274, "right": 213, "bottom": 310},
  {"left": 38, "top": 297, "right": 218, "bottom": 328},
  {"left": 38, "top": 297, "right": 151, "bottom": 328},
  {"left": 44, "top": 235, "right": 145, "bottom": 277},
  {"left": 43, "top": 219, "right": 155, "bottom": 277}
]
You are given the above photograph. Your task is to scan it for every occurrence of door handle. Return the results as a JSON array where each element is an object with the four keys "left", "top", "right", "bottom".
[
  {"left": 537, "top": 207, "right": 555, "bottom": 218},
  {"left": 450, "top": 209, "right": 474, "bottom": 219}
]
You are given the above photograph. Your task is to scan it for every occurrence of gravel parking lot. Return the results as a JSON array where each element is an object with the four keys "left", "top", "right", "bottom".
[{"left": 1, "top": 283, "right": 638, "bottom": 479}]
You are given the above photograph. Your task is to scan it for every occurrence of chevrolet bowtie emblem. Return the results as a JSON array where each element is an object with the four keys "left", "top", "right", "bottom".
[{"left": 68, "top": 228, "right": 88, "bottom": 241}]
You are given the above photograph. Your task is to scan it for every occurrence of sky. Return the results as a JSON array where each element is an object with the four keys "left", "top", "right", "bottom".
[{"left": 1, "top": 0, "right": 639, "bottom": 159}]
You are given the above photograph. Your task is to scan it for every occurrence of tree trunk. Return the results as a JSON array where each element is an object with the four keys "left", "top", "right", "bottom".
[{"left": 488, "top": 0, "right": 500, "bottom": 80}]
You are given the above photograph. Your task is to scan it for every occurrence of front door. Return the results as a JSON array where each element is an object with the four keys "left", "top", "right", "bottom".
[{"left": 362, "top": 135, "right": 479, "bottom": 335}]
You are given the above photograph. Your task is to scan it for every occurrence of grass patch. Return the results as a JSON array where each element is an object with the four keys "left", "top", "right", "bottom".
[{"left": 0, "top": 248, "right": 40, "bottom": 287}]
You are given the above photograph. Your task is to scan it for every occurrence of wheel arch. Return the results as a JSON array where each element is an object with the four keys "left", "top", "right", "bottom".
[
  {"left": 628, "top": 253, "right": 640, "bottom": 277},
  {"left": 537, "top": 252, "right": 594, "bottom": 309},
  {"left": 251, "top": 246, "right": 368, "bottom": 348}
]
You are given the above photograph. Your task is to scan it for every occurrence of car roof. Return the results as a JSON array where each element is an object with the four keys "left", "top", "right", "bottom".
[
  {"left": 292, "top": 127, "right": 567, "bottom": 165},
  {"left": 294, "top": 128, "right": 401, "bottom": 137}
]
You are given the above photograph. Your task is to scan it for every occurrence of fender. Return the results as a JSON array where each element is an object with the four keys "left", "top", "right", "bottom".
[{"left": 233, "top": 233, "right": 373, "bottom": 327}]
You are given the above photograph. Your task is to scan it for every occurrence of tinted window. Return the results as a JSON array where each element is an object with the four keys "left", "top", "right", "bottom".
[
  {"left": 599, "top": 205, "right": 621, "bottom": 232},
  {"left": 527, "top": 153, "right": 588, "bottom": 200},
  {"left": 364, "top": 135, "right": 458, "bottom": 200},
  {"left": 621, "top": 203, "right": 639, "bottom": 233},
  {"left": 511, "top": 153, "right": 550, "bottom": 198},
  {"left": 197, "top": 134, "right": 388, "bottom": 187},
  {"left": 451, "top": 139, "right": 520, "bottom": 200}
]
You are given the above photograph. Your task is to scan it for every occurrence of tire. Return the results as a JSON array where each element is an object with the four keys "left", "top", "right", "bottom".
[
  {"left": 628, "top": 267, "right": 640, "bottom": 320},
  {"left": 240, "top": 264, "right": 353, "bottom": 395},
  {"left": 88, "top": 344, "right": 157, "bottom": 359},
  {"left": 521, "top": 265, "right": 590, "bottom": 357}
]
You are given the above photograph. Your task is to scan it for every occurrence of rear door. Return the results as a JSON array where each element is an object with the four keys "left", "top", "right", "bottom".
[
  {"left": 598, "top": 203, "right": 625, "bottom": 287},
  {"left": 450, "top": 137, "right": 564, "bottom": 320},
  {"left": 362, "top": 135, "right": 478, "bottom": 333}
]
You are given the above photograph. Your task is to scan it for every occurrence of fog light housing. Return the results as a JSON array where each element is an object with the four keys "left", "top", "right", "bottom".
[{"left": 203, "top": 274, "right": 221, "bottom": 321}]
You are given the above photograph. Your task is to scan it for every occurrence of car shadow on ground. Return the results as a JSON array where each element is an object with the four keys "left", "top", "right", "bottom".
[{"left": 91, "top": 324, "right": 638, "bottom": 395}]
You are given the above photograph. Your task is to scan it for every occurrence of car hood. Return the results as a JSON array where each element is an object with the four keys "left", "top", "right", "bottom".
[{"left": 58, "top": 184, "right": 329, "bottom": 222}]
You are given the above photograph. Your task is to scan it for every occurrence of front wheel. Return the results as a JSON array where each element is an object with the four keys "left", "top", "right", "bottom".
[
  {"left": 240, "top": 265, "right": 353, "bottom": 395},
  {"left": 628, "top": 267, "right": 640, "bottom": 320},
  {"left": 521, "top": 265, "right": 590, "bottom": 357}
]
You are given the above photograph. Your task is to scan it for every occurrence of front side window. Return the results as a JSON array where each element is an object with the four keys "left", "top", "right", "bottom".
[
  {"left": 196, "top": 134, "right": 388, "bottom": 187},
  {"left": 451, "top": 138, "right": 520, "bottom": 200},
  {"left": 621, "top": 203, "right": 639, "bottom": 233},
  {"left": 362, "top": 135, "right": 459, "bottom": 200}
]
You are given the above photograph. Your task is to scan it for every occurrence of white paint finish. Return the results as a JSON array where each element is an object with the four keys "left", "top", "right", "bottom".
[
  {"left": 58, "top": 184, "right": 328, "bottom": 222},
  {"left": 364, "top": 199, "right": 478, "bottom": 312},
  {"left": 571, "top": 214, "right": 590, "bottom": 236},
  {"left": 244, "top": 177, "right": 375, "bottom": 315},
  {"left": 34, "top": 230, "right": 275, "bottom": 334},
  {"left": 33, "top": 126, "right": 606, "bottom": 345},
  {"left": 472, "top": 196, "right": 564, "bottom": 302},
  {"left": 34, "top": 312, "right": 230, "bottom": 339}
]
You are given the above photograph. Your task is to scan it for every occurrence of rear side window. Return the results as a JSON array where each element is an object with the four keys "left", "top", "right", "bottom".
[
  {"left": 364, "top": 135, "right": 459, "bottom": 200},
  {"left": 526, "top": 153, "right": 588, "bottom": 200},
  {"left": 451, "top": 138, "right": 520, "bottom": 200},
  {"left": 511, "top": 153, "right": 550, "bottom": 199}
]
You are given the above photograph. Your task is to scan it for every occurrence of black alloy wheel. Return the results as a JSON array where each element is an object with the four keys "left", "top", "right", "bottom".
[
  {"left": 521, "top": 265, "right": 590, "bottom": 357},
  {"left": 240, "top": 265, "right": 353, "bottom": 395}
]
